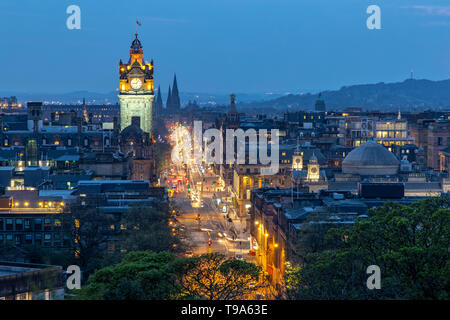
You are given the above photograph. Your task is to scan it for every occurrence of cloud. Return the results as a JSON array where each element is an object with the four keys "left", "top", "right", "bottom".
[{"left": 403, "top": 5, "right": 450, "bottom": 16}]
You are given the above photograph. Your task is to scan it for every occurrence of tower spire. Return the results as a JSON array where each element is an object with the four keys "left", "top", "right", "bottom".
[
  {"left": 156, "top": 85, "right": 163, "bottom": 107},
  {"left": 172, "top": 74, "right": 181, "bottom": 111},
  {"left": 166, "top": 85, "right": 172, "bottom": 110},
  {"left": 155, "top": 85, "right": 163, "bottom": 119}
]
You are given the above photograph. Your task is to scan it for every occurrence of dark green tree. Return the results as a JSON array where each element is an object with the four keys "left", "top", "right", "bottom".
[
  {"left": 76, "top": 251, "right": 181, "bottom": 300},
  {"left": 285, "top": 198, "right": 450, "bottom": 300}
]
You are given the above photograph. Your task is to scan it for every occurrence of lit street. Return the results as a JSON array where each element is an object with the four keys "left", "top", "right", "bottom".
[{"left": 161, "top": 125, "right": 252, "bottom": 260}]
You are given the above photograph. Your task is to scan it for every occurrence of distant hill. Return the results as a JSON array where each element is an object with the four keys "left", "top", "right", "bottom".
[
  {"left": 1, "top": 91, "right": 283, "bottom": 106},
  {"left": 240, "top": 79, "right": 450, "bottom": 112}
]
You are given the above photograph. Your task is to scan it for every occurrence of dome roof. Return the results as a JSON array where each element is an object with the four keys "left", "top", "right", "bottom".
[{"left": 342, "top": 141, "right": 399, "bottom": 175}]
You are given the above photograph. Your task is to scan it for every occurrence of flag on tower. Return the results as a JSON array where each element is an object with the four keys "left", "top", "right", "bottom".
[{"left": 136, "top": 20, "right": 142, "bottom": 26}]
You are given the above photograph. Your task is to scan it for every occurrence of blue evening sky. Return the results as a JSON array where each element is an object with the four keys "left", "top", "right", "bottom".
[{"left": 0, "top": 0, "right": 449, "bottom": 94}]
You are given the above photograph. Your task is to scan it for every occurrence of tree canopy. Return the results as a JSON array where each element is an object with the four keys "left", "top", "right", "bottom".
[
  {"left": 76, "top": 251, "right": 266, "bottom": 300},
  {"left": 285, "top": 198, "right": 450, "bottom": 300}
]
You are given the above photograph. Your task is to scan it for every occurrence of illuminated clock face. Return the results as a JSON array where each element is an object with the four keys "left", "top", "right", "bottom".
[
  {"left": 130, "top": 78, "right": 143, "bottom": 89},
  {"left": 311, "top": 167, "right": 317, "bottom": 173}
]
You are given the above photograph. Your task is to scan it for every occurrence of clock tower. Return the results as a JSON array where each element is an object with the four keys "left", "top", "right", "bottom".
[
  {"left": 119, "top": 33, "right": 154, "bottom": 134},
  {"left": 307, "top": 153, "right": 320, "bottom": 182}
]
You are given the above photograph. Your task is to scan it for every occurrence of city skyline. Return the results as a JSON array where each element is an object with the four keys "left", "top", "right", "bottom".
[
  {"left": 0, "top": 0, "right": 449, "bottom": 94},
  {"left": 0, "top": 1, "right": 449, "bottom": 303}
]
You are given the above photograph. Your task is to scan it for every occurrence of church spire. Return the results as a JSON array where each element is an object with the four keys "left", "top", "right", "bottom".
[
  {"left": 166, "top": 85, "right": 172, "bottom": 110},
  {"left": 171, "top": 74, "right": 181, "bottom": 111},
  {"left": 154, "top": 85, "right": 163, "bottom": 118},
  {"left": 156, "top": 85, "right": 163, "bottom": 108}
]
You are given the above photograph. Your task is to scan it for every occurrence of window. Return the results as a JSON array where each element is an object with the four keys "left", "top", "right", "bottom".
[
  {"left": 35, "top": 233, "right": 42, "bottom": 245},
  {"left": 15, "top": 219, "right": 23, "bottom": 231},
  {"left": 0, "top": 219, "right": 3, "bottom": 231},
  {"left": 6, "top": 219, "right": 13, "bottom": 231},
  {"left": 34, "top": 218, "right": 42, "bottom": 231},
  {"left": 438, "top": 137, "right": 443, "bottom": 146},
  {"left": 44, "top": 219, "right": 52, "bottom": 231},
  {"left": 54, "top": 219, "right": 62, "bottom": 227}
]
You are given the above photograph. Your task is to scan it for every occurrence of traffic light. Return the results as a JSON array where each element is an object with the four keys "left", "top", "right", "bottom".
[{"left": 208, "top": 239, "right": 212, "bottom": 246}]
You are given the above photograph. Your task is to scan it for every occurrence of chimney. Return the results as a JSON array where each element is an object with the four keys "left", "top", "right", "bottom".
[{"left": 131, "top": 116, "right": 141, "bottom": 128}]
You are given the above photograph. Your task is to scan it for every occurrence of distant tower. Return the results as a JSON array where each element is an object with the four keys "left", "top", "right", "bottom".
[
  {"left": 154, "top": 85, "right": 163, "bottom": 118},
  {"left": 315, "top": 92, "right": 326, "bottom": 112},
  {"left": 307, "top": 153, "right": 320, "bottom": 182},
  {"left": 166, "top": 85, "right": 172, "bottom": 112},
  {"left": 118, "top": 33, "right": 154, "bottom": 134},
  {"left": 225, "top": 94, "right": 240, "bottom": 129},
  {"left": 27, "top": 102, "right": 43, "bottom": 134},
  {"left": 171, "top": 74, "right": 181, "bottom": 112},
  {"left": 292, "top": 137, "right": 303, "bottom": 171}
]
